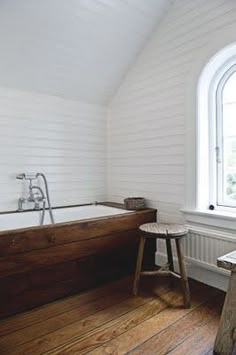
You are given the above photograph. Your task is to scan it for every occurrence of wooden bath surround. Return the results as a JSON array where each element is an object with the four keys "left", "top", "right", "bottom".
[{"left": 0, "top": 203, "right": 156, "bottom": 318}]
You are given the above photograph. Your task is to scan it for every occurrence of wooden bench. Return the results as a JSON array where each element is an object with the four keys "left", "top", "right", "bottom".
[{"left": 214, "top": 250, "right": 236, "bottom": 355}]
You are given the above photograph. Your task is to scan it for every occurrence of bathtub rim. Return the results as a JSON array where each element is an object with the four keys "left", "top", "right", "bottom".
[
  {"left": 0, "top": 202, "right": 155, "bottom": 236},
  {"left": 0, "top": 202, "right": 94, "bottom": 215}
]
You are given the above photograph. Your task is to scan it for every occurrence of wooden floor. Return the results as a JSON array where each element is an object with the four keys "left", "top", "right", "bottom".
[{"left": 0, "top": 275, "right": 228, "bottom": 355}]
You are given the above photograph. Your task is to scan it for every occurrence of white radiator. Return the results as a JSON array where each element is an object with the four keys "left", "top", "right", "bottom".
[{"left": 155, "top": 227, "right": 236, "bottom": 291}]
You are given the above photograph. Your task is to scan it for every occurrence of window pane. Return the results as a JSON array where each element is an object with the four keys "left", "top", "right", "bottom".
[{"left": 221, "top": 71, "right": 236, "bottom": 205}]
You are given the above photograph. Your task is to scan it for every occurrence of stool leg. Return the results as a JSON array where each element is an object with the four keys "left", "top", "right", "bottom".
[
  {"left": 166, "top": 238, "right": 174, "bottom": 287},
  {"left": 166, "top": 239, "right": 174, "bottom": 272},
  {"left": 214, "top": 271, "right": 236, "bottom": 355},
  {"left": 133, "top": 235, "right": 146, "bottom": 296},
  {"left": 175, "top": 238, "right": 191, "bottom": 308}
]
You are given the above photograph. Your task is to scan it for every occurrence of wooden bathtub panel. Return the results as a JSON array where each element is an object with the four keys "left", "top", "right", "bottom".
[
  {"left": 0, "top": 230, "right": 139, "bottom": 279},
  {"left": 0, "top": 259, "right": 92, "bottom": 299},
  {"left": 0, "top": 238, "right": 139, "bottom": 318},
  {"left": 0, "top": 237, "right": 145, "bottom": 300},
  {"left": 0, "top": 207, "right": 156, "bottom": 318},
  {"left": 0, "top": 209, "right": 156, "bottom": 256},
  {"left": 0, "top": 272, "right": 30, "bottom": 297}
]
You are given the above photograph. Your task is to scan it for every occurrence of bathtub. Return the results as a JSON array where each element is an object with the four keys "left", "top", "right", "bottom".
[
  {"left": 0, "top": 204, "right": 132, "bottom": 232},
  {"left": 0, "top": 203, "right": 156, "bottom": 318}
]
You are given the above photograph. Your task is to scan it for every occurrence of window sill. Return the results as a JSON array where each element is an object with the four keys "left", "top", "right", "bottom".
[{"left": 181, "top": 208, "right": 236, "bottom": 233}]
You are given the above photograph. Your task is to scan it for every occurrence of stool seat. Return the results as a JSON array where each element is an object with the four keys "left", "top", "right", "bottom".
[
  {"left": 139, "top": 223, "right": 188, "bottom": 238},
  {"left": 133, "top": 222, "right": 191, "bottom": 308}
]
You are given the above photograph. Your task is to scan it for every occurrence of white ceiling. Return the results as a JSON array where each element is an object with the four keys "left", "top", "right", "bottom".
[{"left": 0, "top": 0, "right": 171, "bottom": 104}]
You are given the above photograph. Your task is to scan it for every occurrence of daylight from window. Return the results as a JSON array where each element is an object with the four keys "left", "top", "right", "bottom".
[{"left": 220, "top": 70, "right": 236, "bottom": 206}]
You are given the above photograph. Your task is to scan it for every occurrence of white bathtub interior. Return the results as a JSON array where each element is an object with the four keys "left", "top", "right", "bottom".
[{"left": 0, "top": 205, "right": 133, "bottom": 232}]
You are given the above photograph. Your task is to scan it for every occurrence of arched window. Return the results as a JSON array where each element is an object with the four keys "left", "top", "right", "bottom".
[
  {"left": 215, "top": 67, "right": 236, "bottom": 208},
  {"left": 197, "top": 54, "right": 236, "bottom": 214},
  {"left": 184, "top": 41, "right": 236, "bottom": 228}
]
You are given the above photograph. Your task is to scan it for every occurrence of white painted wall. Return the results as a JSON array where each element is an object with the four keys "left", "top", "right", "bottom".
[
  {"left": 0, "top": 87, "right": 106, "bottom": 212},
  {"left": 108, "top": 0, "right": 236, "bottom": 223},
  {"left": 0, "top": 0, "right": 171, "bottom": 212},
  {"left": 108, "top": 0, "right": 236, "bottom": 290}
]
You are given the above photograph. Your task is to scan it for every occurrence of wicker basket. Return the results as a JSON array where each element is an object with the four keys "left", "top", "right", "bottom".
[{"left": 124, "top": 197, "right": 145, "bottom": 210}]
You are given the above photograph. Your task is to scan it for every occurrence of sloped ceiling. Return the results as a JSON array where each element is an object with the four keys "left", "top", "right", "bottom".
[{"left": 0, "top": 0, "right": 171, "bottom": 104}]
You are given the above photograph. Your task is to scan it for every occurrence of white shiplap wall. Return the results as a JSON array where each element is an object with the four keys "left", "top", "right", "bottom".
[
  {"left": 0, "top": 87, "right": 106, "bottom": 212},
  {"left": 108, "top": 0, "right": 236, "bottom": 223}
]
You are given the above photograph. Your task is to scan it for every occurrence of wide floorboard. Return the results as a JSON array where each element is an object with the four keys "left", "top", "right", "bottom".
[{"left": 0, "top": 275, "right": 229, "bottom": 354}]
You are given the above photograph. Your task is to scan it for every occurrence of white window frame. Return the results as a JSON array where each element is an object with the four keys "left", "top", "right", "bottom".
[
  {"left": 215, "top": 65, "right": 236, "bottom": 209},
  {"left": 198, "top": 58, "right": 236, "bottom": 214},
  {"left": 183, "top": 40, "right": 236, "bottom": 231}
]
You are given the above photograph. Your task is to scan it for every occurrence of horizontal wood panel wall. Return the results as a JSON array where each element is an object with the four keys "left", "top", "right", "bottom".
[
  {"left": 0, "top": 209, "right": 156, "bottom": 318},
  {"left": 108, "top": 0, "right": 236, "bottom": 223},
  {"left": 0, "top": 86, "right": 107, "bottom": 212}
]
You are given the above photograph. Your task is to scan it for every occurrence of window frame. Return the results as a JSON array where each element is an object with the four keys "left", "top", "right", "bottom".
[
  {"left": 183, "top": 41, "right": 236, "bottom": 231},
  {"left": 214, "top": 64, "right": 236, "bottom": 209}
]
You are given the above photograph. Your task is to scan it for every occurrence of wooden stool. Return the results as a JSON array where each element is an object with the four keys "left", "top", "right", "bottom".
[
  {"left": 214, "top": 251, "right": 236, "bottom": 355},
  {"left": 133, "top": 222, "right": 191, "bottom": 308}
]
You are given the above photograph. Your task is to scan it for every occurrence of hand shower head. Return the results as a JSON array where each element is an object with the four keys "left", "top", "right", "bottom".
[
  {"left": 16, "top": 173, "right": 26, "bottom": 180},
  {"left": 16, "top": 173, "right": 38, "bottom": 180}
]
